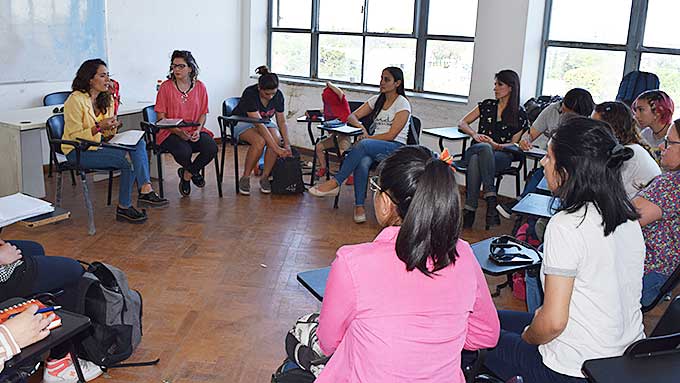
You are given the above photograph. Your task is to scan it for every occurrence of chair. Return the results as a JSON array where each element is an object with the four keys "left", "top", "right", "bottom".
[
  {"left": 216, "top": 97, "right": 243, "bottom": 194},
  {"left": 45, "top": 114, "right": 115, "bottom": 235},
  {"left": 140, "top": 105, "right": 222, "bottom": 198},
  {"left": 453, "top": 145, "right": 526, "bottom": 199},
  {"left": 43, "top": 91, "right": 75, "bottom": 181},
  {"left": 642, "top": 264, "right": 680, "bottom": 313}
]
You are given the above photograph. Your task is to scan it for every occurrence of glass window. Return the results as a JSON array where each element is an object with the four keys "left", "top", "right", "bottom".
[
  {"left": 366, "top": 0, "right": 414, "bottom": 34},
  {"left": 363, "top": 37, "right": 417, "bottom": 89},
  {"left": 643, "top": 0, "right": 680, "bottom": 49},
  {"left": 542, "top": 47, "right": 625, "bottom": 103},
  {"left": 319, "top": 0, "right": 364, "bottom": 33},
  {"left": 271, "top": 0, "right": 312, "bottom": 29},
  {"left": 270, "top": 32, "right": 311, "bottom": 77},
  {"left": 548, "top": 0, "right": 631, "bottom": 44},
  {"left": 427, "top": 0, "right": 478, "bottom": 37},
  {"left": 423, "top": 40, "right": 474, "bottom": 95},
  {"left": 640, "top": 53, "right": 680, "bottom": 117},
  {"left": 318, "top": 35, "right": 363, "bottom": 82}
]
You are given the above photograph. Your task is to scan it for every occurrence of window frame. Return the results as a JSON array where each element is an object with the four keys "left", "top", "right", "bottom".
[
  {"left": 267, "top": 0, "right": 476, "bottom": 98},
  {"left": 537, "top": 0, "right": 680, "bottom": 96}
]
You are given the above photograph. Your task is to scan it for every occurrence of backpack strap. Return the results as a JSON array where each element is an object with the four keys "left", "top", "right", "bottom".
[{"left": 106, "top": 358, "right": 160, "bottom": 369}]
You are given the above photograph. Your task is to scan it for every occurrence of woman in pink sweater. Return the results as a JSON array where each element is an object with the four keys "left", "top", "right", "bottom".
[{"left": 316, "top": 145, "right": 500, "bottom": 382}]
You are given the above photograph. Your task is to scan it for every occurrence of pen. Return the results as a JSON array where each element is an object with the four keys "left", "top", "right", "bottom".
[{"left": 8, "top": 306, "right": 61, "bottom": 319}]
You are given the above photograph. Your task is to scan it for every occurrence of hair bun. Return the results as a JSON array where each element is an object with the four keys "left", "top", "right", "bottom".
[
  {"left": 607, "top": 144, "right": 634, "bottom": 168},
  {"left": 255, "top": 65, "right": 270, "bottom": 76}
]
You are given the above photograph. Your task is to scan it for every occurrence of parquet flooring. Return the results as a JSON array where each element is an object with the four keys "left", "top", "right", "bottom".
[{"left": 4, "top": 145, "right": 670, "bottom": 383}]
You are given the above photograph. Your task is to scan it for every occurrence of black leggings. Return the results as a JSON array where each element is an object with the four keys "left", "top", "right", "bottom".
[{"left": 161, "top": 132, "right": 218, "bottom": 175}]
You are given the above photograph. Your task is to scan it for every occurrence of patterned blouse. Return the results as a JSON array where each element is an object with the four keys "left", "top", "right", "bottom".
[
  {"left": 476, "top": 99, "right": 529, "bottom": 144},
  {"left": 637, "top": 170, "right": 680, "bottom": 276}
]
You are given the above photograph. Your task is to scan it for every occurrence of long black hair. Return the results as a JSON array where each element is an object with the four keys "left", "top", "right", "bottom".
[
  {"left": 495, "top": 69, "right": 521, "bottom": 129},
  {"left": 168, "top": 50, "right": 199, "bottom": 81},
  {"left": 372, "top": 67, "right": 407, "bottom": 123},
  {"left": 377, "top": 145, "right": 462, "bottom": 276},
  {"left": 562, "top": 88, "right": 595, "bottom": 116},
  {"left": 550, "top": 117, "right": 639, "bottom": 236},
  {"left": 255, "top": 65, "right": 279, "bottom": 90},
  {"left": 72, "top": 58, "right": 111, "bottom": 114}
]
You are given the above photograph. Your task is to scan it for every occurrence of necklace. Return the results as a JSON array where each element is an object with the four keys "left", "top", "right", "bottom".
[
  {"left": 651, "top": 123, "right": 669, "bottom": 137},
  {"left": 174, "top": 79, "right": 194, "bottom": 104}
]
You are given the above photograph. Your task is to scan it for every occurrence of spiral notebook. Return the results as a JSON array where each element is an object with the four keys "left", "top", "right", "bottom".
[{"left": 0, "top": 299, "right": 62, "bottom": 330}]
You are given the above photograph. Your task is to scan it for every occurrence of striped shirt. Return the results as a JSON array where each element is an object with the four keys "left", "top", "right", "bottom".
[{"left": 0, "top": 324, "right": 21, "bottom": 373}]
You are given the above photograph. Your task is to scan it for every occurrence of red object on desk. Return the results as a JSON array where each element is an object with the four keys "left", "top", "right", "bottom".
[{"left": 0, "top": 299, "right": 62, "bottom": 330}]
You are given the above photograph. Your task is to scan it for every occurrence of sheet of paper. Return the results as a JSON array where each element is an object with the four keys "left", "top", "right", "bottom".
[
  {"left": 526, "top": 147, "right": 547, "bottom": 156},
  {"left": 156, "top": 118, "right": 183, "bottom": 126},
  {"left": 328, "top": 125, "right": 362, "bottom": 134},
  {"left": 0, "top": 193, "right": 54, "bottom": 227},
  {"left": 108, "top": 130, "right": 145, "bottom": 146}
]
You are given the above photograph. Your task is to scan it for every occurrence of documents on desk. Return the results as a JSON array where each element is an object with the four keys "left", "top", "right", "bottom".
[
  {"left": 525, "top": 147, "right": 547, "bottom": 156},
  {"left": 324, "top": 124, "right": 362, "bottom": 134},
  {"left": 107, "top": 130, "right": 144, "bottom": 146},
  {"left": 0, "top": 193, "right": 54, "bottom": 227},
  {"left": 156, "top": 118, "right": 183, "bottom": 126}
]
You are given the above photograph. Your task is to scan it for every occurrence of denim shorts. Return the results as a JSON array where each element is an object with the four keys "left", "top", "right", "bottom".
[{"left": 232, "top": 121, "right": 278, "bottom": 140}]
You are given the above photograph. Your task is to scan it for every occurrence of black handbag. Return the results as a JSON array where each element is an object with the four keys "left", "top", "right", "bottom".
[{"left": 489, "top": 235, "right": 541, "bottom": 265}]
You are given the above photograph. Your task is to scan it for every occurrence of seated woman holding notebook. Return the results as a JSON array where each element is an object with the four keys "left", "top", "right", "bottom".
[
  {"left": 155, "top": 50, "right": 217, "bottom": 197},
  {"left": 63, "top": 59, "right": 167, "bottom": 224}
]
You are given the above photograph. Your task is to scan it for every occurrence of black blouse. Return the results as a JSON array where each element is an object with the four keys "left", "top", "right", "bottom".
[{"left": 476, "top": 99, "right": 529, "bottom": 144}]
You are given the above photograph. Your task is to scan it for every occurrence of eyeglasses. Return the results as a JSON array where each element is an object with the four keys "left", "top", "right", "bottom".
[
  {"left": 369, "top": 176, "right": 397, "bottom": 205},
  {"left": 170, "top": 64, "right": 187, "bottom": 70},
  {"left": 663, "top": 138, "right": 680, "bottom": 148}
]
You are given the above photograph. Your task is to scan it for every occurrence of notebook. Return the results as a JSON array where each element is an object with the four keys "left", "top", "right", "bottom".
[{"left": 0, "top": 299, "right": 62, "bottom": 330}]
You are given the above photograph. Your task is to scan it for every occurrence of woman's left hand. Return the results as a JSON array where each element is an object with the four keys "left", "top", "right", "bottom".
[{"left": 189, "top": 130, "right": 200, "bottom": 142}]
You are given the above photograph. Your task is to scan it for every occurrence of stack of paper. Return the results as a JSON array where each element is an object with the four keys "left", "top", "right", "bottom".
[
  {"left": 156, "top": 118, "right": 183, "bottom": 126},
  {"left": 0, "top": 193, "right": 54, "bottom": 227}
]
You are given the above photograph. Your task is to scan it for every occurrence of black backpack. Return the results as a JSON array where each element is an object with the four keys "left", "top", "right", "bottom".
[
  {"left": 523, "top": 95, "right": 562, "bottom": 124},
  {"left": 271, "top": 147, "right": 305, "bottom": 194},
  {"left": 74, "top": 261, "right": 159, "bottom": 369},
  {"left": 616, "top": 71, "right": 660, "bottom": 106}
]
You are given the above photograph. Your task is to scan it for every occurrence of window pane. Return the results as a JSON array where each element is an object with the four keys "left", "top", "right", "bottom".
[
  {"left": 363, "top": 37, "right": 416, "bottom": 89},
  {"left": 270, "top": 32, "right": 310, "bottom": 77},
  {"left": 271, "top": 0, "right": 311, "bottom": 29},
  {"left": 542, "top": 47, "right": 625, "bottom": 103},
  {"left": 366, "top": 0, "right": 414, "bottom": 34},
  {"left": 644, "top": 0, "right": 680, "bottom": 49},
  {"left": 318, "top": 35, "right": 363, "bottom": 82},
  {"left": 428, "top": 0, "right": 478, "bottom": 37},
  {"left": 424, "top": 40, "right": 474, "bottom": 95},
  {"left": 548, "top": 0, "right": 631, "bottom": 44},
  {"left": 640, "top": 53, "right": 680, "bottom": 117},
  {"left": 319, "top": 0, "right": 364, "bottom": 32}
]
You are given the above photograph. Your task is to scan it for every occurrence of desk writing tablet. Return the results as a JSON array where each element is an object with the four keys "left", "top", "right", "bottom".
[
  {"left": 423, "top": 127, "right": 470, "bottom": 141},
  {"left": 19, "top": 207, "right": 70, "bottom": 228},
  {"left": 537, "top": 177, "right": 549, "bottom": 192},
  {"left": 297, "top": 267, "right": 331, "bottom": 301},
  {"left": 470, "top": 238, "right": 541, "bottom": 277},
  {"left": 512, "top": 193, "right": 560, "bottom": 218},
  {"left": 582, "top": 352, "right": 680, "bottom": 383}
]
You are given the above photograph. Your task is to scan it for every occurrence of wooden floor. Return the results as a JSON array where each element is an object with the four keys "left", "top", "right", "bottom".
[{"left": 6, "top": 145, "right": 670, "bottom": 383}]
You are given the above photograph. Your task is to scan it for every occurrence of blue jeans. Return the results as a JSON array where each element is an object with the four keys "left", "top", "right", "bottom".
[
  {"left": 641, "top": 271, "right": 668, "bottom": 307},
  {"left": 333, "top": 139, "right": 403, "bottom": 206},
  {"left": 67, "top": 139, "right": 150, "bottom": 207},
  {"left": 485, "top": 311, "right": 587, "bottom": 383},
  {"left": 460, "top": 143, "right": 514, "bottom": 210}
]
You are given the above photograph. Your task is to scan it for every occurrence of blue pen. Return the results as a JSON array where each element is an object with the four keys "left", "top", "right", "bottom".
[{"left": 8, "top": 306, "right": 61, "bottom": 319}]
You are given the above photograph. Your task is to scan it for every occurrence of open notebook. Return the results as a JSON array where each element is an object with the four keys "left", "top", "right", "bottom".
[{"left": 0, "top": 299, "right": 61, "bottom": 330}]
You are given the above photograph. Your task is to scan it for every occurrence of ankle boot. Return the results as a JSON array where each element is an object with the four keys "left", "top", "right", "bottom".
[
  {"left": 463, "top": 209, "right": 476, "bottom": 229},
  {"left": 485, "top": 196, "right": 500, "bottom": 230}
]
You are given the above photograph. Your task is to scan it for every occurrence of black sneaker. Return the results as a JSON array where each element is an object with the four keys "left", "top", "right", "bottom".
[
  {"left": 463, "top": 209, "right": 476, "bottom": 229},
  {"left": 191, "top": 172, "right": 206, "bottom": 188},
  {"left": 138, "top": 191, "right": 169, "bottom": 207},
  {"left": 178, "top": 168, "right": 191, "bottom": 196},
  {"left": 496, "top": 201, "right": 518, "bottom": 220},
  {"left": 116, "top": 206, "right": 147, "bottom": 224}
]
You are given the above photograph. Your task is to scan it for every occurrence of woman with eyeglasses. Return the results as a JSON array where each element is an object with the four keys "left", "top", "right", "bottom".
[
  {"left": 633, "top": 119, "right": 680, "bottom": 307},
  {"left": 632, "top": 90, "right": 675, "bottom": 160},
  {"left": 592, "top": 101, "right": 661, "bottom": 200},
  {"left": 63, "top": 59, "right": 166, "bottom": 224},
  {"left": 232, "top": 65, "right": 293, "bottom": 195},
  {"left": 315, "top": 145, "right": 499, "bottom": 382},
  {"left": 155, "top": 50, "right": 217, "bottom": 197},
  {"left": 484, "top": 117, "right": 645, "bottom": 382}
]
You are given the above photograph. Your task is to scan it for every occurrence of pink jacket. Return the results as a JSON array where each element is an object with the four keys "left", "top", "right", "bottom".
[{"left": 317, "top": 226, "right": 500, "bottom": 382}]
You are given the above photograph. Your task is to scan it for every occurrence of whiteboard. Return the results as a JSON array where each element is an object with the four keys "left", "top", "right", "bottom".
[{"left": 0, "top": 0, "right": 107, "bottom": 84}]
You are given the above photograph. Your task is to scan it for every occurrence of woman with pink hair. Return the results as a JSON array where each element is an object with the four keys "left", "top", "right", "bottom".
[{"left": 633, "top": 90, "right": 675, "bottom": 160}]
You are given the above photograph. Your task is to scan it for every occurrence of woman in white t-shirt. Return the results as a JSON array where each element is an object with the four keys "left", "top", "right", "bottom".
[
  {"left": 484, "top": 117, "right": 645, "bottom": 382},
  {"left": 592, "top": 101, "right": 661, "bottom": 199},
  {"left": 309, "top": 67, "right": 411, "bottom": 223}
]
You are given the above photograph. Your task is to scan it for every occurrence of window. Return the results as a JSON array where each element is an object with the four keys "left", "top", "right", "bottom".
[
  {"left": 268, "top": 0, "right": 478, "bottom": 97},
  {"left": 540, "top": 0, "right": 680, "bottom": 114}
]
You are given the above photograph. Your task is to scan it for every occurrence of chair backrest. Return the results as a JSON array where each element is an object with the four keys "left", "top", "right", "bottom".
[
  {"left": 348, "top": 100, "right": 374, "bottom": 133},
  {"left": 650, "top": 296, "right": 680, "bottom": 337},
  {"left": 642, "top": 263, "right": 680, "bottom": 313},
  {"left": 46, "top": 114, "right": 66, "bottom": 155},
  {"left": 407, "top": 115, "right": 422, "bottom": 145},
  {"left": 222, "top": 97, "right": 240, "bottom": 117},
  {"left": 43, "top": 91, "right": 71, "bottom": 106},
  {"left": 142, "top": 105, "right": 157, "bottom": 123}
]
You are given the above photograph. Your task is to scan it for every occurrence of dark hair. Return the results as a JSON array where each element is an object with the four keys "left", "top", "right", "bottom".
[
  {"left": 550, "top": 117, "right": 639, "bottom": 236},
  {"left": 674, "top": 119, "right": 680, "bottom": 137},
  {"left": 633, "top": 90, "right": 675, "bottom": 126},
  {"left": 371, "top": 67, "right": 407, "bottom": 123},
  {"left": 169, "top": 50, "right": 199, "bottom": 81},
  {"left": 595, "top": 101, "right": 652, "bottom": 153},
  {"left": 495, "top": 69, "right": 521, "bottom": 129},
  {"left": 255, "top": 65, "right": 279, "bottom": 90},
  {"left": 72, "top": 58, "right": 111, "bottom": 114},
  {"left": 377, "top": 145, "right": 462, "bottom": 276},
  {"left": 562, "top": 88, "right": 595, "bottom": 116}
]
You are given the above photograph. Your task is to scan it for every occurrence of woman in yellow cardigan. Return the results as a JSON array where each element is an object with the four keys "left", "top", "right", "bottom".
[{"left": 63, "top": 59, "right": 167, "bottom": 223}]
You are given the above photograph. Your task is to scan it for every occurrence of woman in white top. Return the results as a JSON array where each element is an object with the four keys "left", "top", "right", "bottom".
[
  {"left": 309, "top": 67, "right": 411, "bottom": 224},
  {"left": 592, "top": 101, "right": 661, "bottom": 199},
  {"left": 632, "top": 90, "right": 675, "bottom": 161},
  {"left": 484, "top": 117, "right": 645, "bottom": 382}
]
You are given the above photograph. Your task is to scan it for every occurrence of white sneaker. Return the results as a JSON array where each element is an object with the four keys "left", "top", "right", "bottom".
[{"left": 43, "top": 354, "right": 103, "bottom": 383}]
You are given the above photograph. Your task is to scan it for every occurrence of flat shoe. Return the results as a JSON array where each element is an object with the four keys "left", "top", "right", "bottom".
[
  {"left": 308, "top": 185, "right": 340, "bottom": 197},
  {"left": 353, "top": 211, "right": 366, "bottom": 224}
]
